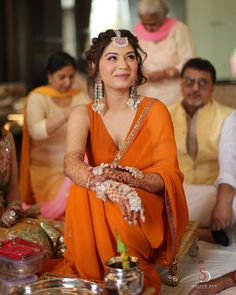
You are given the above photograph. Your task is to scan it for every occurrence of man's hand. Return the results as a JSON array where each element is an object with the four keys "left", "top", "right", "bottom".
[
  {"left": 211, "top": 183, "right": 235, "bottom": 231},
  {"left": 211, "top": 201, "right": 232, "bottom": 231}
]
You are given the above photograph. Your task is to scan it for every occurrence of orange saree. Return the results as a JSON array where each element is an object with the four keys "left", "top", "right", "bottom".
[
  {"left": 63, "top": 97, "right": 188, "bottom": 293},
  {"left": 20, "top": 85, "right": 81, "bottom": 205}
]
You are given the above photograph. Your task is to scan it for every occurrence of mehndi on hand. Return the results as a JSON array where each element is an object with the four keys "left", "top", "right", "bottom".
[{"left": 94, "top": 179, "right": 145, "bottom": 224}]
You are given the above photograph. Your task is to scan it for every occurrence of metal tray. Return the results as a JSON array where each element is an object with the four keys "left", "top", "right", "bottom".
[{"left": 12, "top": 277, "right": 105, "bottom": 294}]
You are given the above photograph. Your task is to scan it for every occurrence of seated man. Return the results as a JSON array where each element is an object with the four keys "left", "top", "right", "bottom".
[{"left": 168, "top": 58, "right": 234, "bottom": 246}]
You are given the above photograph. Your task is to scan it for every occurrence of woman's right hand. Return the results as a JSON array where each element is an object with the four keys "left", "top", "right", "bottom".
[{"left": 104, "top": 180, "right": 145, "bottom": 224}]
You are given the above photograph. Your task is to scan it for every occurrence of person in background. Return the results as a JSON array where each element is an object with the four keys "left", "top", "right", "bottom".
[
  {"left": 211, "top": 111, "right": 236, "bottom": 241},
  {"left": 20, "top": 51, "right": 90, "bottom": 220},
  {"left": 168, "top": 57, "right": 234, "bottom": 246},
  {"left": 60, "top": 29, "right": 188, "bottom": 295},
  {"left": 0, "top": 125, "right": 23, "bottom": 227},
  {"left": 134, "top": 0, "right": 195, "bottom": 105}
]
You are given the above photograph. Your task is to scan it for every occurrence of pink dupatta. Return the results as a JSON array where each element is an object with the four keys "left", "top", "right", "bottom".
[{"left": 134, "top": 18, "right": 177, "bottom": 42}]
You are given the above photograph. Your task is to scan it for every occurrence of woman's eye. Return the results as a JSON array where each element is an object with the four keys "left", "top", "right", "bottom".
[
  {"left": 107, "top": 55, "right": 117, "bottom": 61},
  {"left": 127, "top": 54, "right": 136, "bottom": 60}
]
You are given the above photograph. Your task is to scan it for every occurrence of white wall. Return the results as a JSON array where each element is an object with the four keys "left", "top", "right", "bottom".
[{"left": 186, "top": 0, "right": 236, "bottom": 80}]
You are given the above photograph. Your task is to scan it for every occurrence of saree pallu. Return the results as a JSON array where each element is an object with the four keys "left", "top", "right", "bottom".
[{"left": 63, "top": 98, "right": 188, "bottom": 294}]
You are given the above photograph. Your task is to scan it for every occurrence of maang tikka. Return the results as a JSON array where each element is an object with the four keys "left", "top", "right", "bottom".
[
  {"left": 111, "top": 30, "right": 128, "bottom": 48},
  {"left": 92, "top": 77, "right": 105, "bottom": 114},
  {"left": 127, "top": 84, "right": 140, "bottom": 111}
]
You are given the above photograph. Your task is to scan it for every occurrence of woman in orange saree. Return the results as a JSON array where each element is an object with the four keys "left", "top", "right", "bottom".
[{"left": 63, "top": 29, "right": 188, "bottom": 294}]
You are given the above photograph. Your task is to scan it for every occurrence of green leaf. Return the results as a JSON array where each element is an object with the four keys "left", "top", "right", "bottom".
[{"left": 116, "top": 234, "right": 128, "bottom": 255}]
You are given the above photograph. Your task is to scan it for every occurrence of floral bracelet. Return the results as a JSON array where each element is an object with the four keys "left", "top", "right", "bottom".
[
  {"left": 94, "top": 179, "right": 143, "bottom": 214},
  {"left": 92, "top": 163, "right": 144, "bottom": 180}
]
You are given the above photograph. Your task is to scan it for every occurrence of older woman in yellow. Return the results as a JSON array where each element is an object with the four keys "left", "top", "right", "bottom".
[{"left": 20, "top": 51, "right": 90, "bottom": 219}]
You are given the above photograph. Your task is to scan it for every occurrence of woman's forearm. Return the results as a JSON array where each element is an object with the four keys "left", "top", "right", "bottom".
[
  {"left": 64, "top": 149, "right": 91, "bottom": 187},
  {"left": 103, "top": 167, "right": 164, "bottom": 194}
]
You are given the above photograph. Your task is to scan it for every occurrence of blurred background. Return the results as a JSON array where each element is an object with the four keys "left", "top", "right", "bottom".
[
  {"left": 0, "top": 0, "right": 236, "bottom": 160},
  {"left": 1, "top": 0, "right": 236, "bottom": 89}
]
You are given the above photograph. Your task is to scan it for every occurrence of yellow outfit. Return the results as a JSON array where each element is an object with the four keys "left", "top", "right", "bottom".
[
  {"left": 20, "top": 86, "right": 90, "bottom": 206},
  {"left": 169, "top": 101, "right": 233, "bottom": 184}
]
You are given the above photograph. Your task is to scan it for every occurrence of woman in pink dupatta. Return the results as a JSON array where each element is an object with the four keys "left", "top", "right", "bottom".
[{"left": 134, "top": 0, "right": 195, "bottom": 105}]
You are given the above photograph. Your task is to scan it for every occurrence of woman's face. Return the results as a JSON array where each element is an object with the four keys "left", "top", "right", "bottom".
[
  {"left": 48, "top": 65, "right": 76, "bottom": 93},
  {"left": 98, "top": 42, "right": 138, "bottom": 92},
  {"left": 140, "top": 13, "right": 163, "bottom": 32}
]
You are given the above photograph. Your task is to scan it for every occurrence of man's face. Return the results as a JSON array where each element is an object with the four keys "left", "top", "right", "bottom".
[{"left": 181, "top": 68, "right": 214, "bottom": 108}]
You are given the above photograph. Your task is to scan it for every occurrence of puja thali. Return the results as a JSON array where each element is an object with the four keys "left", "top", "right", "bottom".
[{"left": 12, "top": 277, "right": 105, "bottom": 294}]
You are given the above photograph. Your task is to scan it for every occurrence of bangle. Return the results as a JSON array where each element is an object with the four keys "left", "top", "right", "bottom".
[
  {"left": 92, "top": 163, "right": 109, "bottom": 176},
  {"left": 92, "top": 163, "right": 144, "bottom": 180}
]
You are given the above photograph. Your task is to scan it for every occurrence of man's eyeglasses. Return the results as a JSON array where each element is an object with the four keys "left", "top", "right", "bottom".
[{"left": 182, "top": 76, "right": 210, "bottom": 90}]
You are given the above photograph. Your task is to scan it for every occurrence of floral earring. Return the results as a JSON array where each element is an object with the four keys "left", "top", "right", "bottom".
[
  {"left": 127, "top": 83, "right": 140, "bottom": 111},
  {"left": 92, "top": 76, "right": 105, "bottom": 114}
]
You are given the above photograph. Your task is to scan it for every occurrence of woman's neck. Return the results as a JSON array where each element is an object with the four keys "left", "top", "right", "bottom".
[{"left": 104, "top": 89, "right": 130, "bottom": 112}]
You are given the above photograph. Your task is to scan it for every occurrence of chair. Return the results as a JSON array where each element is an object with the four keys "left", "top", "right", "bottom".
[{"left": 167, "top": 220, "right": 199, "bottom": 286}]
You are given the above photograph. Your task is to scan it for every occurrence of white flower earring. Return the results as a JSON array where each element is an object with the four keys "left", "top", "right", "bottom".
[
  {"left": 127, "top": 84, "right": 140, "bottom": 111},
  {"left": 92, "top": 77, "right": 105, "bottom": 114}
]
